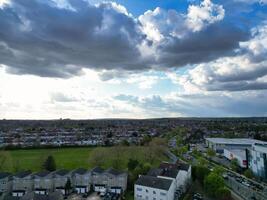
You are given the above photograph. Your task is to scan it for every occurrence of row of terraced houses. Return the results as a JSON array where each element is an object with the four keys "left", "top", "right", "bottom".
[{"left": 0, "top": 167, "right": 127, "bottom": 198}]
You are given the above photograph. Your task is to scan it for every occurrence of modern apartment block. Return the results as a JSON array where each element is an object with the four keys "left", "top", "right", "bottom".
[
  {"left": 135, "top": 175, "right": 175, "bottom": 200},
  {"left": 135, "top": 162, "right": 191, "bottom": 200}
]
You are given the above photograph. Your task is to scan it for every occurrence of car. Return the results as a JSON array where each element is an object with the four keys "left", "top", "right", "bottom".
[
  {"left": 242, "top": 181, "right": 250, "bottom": 187},
  {"left": 193, "top": 193, "right": 203, "bottom": 200}
]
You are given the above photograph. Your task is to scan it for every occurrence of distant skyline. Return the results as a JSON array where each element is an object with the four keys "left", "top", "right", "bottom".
[{"left": 0, "top": 0, "right": 267, "bottom": 119}]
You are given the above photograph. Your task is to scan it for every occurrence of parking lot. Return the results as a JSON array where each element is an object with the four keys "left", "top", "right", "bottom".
[{"left": 225, "top": 172, "right": 267, "bottom": 200}]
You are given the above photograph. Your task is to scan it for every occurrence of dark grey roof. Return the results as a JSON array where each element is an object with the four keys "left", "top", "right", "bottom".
[
  {"left": 54, "top": 169, "right": 69, "bottom": 176},
  {"left": 0, "top": 172, "right": 11, "bottom": 179},
  {"left": 72, "top": 168, "right": 88, "bottom": 175},
  {"left": 91, "top": 167, "right": 104, "bottom": 174},
  {"left": 178, "top": 163, "right": 190, "bottom": 171},
  {"left": 14, "top": 170, "right": 32, "bottom": 178},
  {"left": 135, "top": 175, "right": 173, "bottom": 191},
  {"left": 147, "top": 168, "right": 163, "bottom": 177},
  {"left": 161, "top": 168, "right": 179, "bottom": 179},
  {"left": 34, "top": 171, "right": 51, "bottom": 177},
  {"left": 105, "top": 168, "right": 125, "bottom": 176}
]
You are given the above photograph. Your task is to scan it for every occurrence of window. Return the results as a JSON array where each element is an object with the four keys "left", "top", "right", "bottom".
[
  {"left": 137, "top": 188, "right": 142, "bottom": 191},
  {"left": 146, "top": 189, "right": 148, "bottom": 193},
  {"left": 153, "top": 191, "right": 156, "bottom": 194},
  {"left": 160, "top": 192, "right": 166, "bottom": 196}
]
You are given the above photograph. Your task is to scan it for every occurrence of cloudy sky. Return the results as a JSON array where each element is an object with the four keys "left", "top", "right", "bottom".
[{"left": 0, "top": 0, "right": 266, "bottom": 119}]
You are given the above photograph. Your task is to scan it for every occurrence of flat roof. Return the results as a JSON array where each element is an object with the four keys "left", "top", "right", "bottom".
[
  {"left": 253, "top": 143, "right": 267, "bottom": 153},
  {"left": 205, "top": 138, "right": 267, "bottom": 145}
]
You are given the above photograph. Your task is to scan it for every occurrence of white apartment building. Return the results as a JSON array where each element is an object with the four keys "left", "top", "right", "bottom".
[
  {"left": 134, "top": 162, "right": 191, "bottom": 200},
  {"left": 134, "top": 175, "right": 175, "bottom": 200}
]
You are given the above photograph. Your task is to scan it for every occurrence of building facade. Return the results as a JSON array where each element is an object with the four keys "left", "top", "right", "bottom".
[
  {"left": 0, "top": 173, "right": 12, "bottom": 195},
  {"left": 224, "top": 148, "right": 248, "bottom": 168},
  {"left": 12, "top": 171, "right": 33, "bottom": 197},
  {"left": 205, "top": 138, "right": 267, "bottom": 153},
  {"left": 72, "top": 168, "right": 91, "bottom": 194},
  {"left": 33, "top": 171, "right": 54, "bottom": 195},
  {"left": 135, "top": 175, "right": 175, "bottom": 200},
  {"left": 248, "top": 144, "right": 267, "bottom": 180}
]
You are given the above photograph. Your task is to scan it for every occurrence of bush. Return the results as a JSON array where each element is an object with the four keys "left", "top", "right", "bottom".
[
  {"left": 244, "top": 169, "right": 253, "bottom": 179},
  {"left": 127, "top": 159, "right": 139, "bottom": 171}
]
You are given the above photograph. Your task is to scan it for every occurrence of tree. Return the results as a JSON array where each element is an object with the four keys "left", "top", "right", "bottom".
[
  {"left": 230, "top": 158, "right": 239, "bottom": 172},
  {"left": 120, "top": 140, "right": 130, "bottom": 146},
  {"left": 65, "top": 178, "right": 72, "bottom": 194},
  {"left": 244, "top": 169, "right": 253, "bottom": 179},
  {"left": 43, "top": 155, "right": 56, "bottom": 171},
  {"left": 192, "top": 148, "right": 201, "bottom": 157},
  {"left": 213, "top": 166, "right": 225, "bottom": 176},
  {"left": 192, "top": 166, "right": 210, "bottom": 184},
  {"left": 216, "top": 187, "right": 231, "bottom": 200},
  {"left": 207, "top": 148, "right": 216, "bottom": 157},
  {"left": 197, "top": 157, "right": 208, "bottom": 167},
  {"left": 141, "top": 135, "right": 151, "bottom": 146},
  {"left": 127, "top": 159, "right": 139, "bottom": 171},
  {"left": 204, "top": 172, "right": 225, "bottom": 197}
]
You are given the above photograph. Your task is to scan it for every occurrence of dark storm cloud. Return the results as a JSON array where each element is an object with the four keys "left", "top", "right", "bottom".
[
  {"left": 157, "top": 23, "right": 249, "bottom": 68},
  {"left": 0, "top": 0, "right": 252, "bottom": 78},
  {"left": 0, "top": 0, "right": 149, "bottom": 78}
]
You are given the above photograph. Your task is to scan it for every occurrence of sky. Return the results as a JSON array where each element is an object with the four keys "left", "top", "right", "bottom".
[{"left": 0, "top": 0, "right": 266, "bottom": 119}]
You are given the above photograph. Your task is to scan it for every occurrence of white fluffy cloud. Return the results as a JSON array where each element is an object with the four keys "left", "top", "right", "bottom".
[
  {"left": 0, "top": 0, "right": 10, "bottom": 8},
  {"left": 186, "top": 0, "right": 225, "bottom": 32},
  {"left": 175, "top": 23, "right": 267, "bottom": 92},
  {"left": 139, "top": 0, "right": 225, "bottom": 41}
]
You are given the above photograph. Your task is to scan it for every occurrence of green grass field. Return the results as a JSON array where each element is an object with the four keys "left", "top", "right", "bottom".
[{"left": 0, "top": 146, "right": 167, "bottom": 173}]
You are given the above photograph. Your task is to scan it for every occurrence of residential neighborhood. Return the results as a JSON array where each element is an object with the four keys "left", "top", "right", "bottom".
[{"left": 0, "top": 167, "right": 127, "bottom": 200}]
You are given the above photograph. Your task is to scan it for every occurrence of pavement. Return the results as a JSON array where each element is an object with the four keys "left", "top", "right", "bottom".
[{"left": 86, "top": 193, "right": 101, "bottom": 200}]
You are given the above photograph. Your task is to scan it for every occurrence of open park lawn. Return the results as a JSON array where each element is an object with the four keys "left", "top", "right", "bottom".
[{"left": 0, "top": 146, "right": 167, "bottom": 172}]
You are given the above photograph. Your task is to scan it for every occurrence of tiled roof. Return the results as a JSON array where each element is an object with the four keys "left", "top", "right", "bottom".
[
  {"left": 54, "top": 169, "right": 69, "bottom": 176},
  {"left": 34, "top": 171, "right": 51, "bottom": 177},
  {"left": 105, "top": 168, "right": 125, "bottom": 176},
  {"left": 0, "top": 172, "right": 11, "bottom": 179},
  {"left": 14, "top": 170, "right": 32, "bottom": 178},
  {"left": 72, "top": 168, "right": 88, "bottom": 175},
  {"left": 91, "top": 167, "right": 104, "bottom": 173}
]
